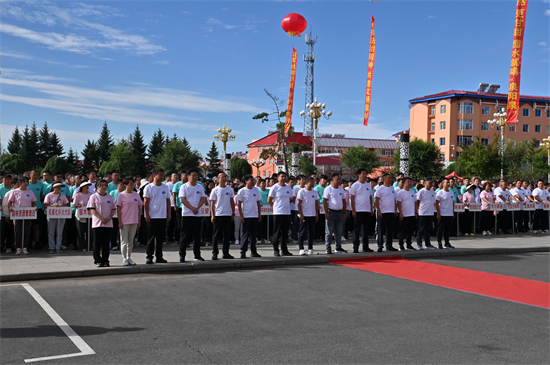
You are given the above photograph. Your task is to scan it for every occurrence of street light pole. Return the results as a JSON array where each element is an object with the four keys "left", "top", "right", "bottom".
[
  {"left": 488, "top": 110, "right": 507, "bottom": 180},
  {"left": 542, "top": 136, "right": 550, "bottom": 183},
  {"left": 251, "top": 158, "right": 265, "bottom": 177},
  {"left": 214, "top": 125, "right": 236, "bottom": 178},
  {"left": 300, "top": 97, "right": 332, "bottom": 168}
]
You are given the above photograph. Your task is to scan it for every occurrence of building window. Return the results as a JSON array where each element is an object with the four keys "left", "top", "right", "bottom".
[
  {"left": 380, "top": 149, "right": 394, "bottom": 157},
  {"left": 547, "top": 110, "right": 550, "bottom": 118},
  {"left": 535, "top": 140, "right": 541, "bottom": 148},
  {"left": 535, "top": 109, "right": 542, "bottom": 117},
  {"left": 458, "top": 102, "right": 474, "bottom": 114},
  {"left": 440, "top": 121, "right": 446, "bottom": 130},
  {"left": 431, "top": 106, "right": 435, "bottom": 115},
  {"left": 523, "top": 109, "right": 529, "bottom": 117},
  {"left": 458, "top": 119, "right": 473, "bottom": 130},
  {"left": 431, "top": 138, "right": 435, "bottom": 144},
  {"left": 431, "top": 122, "right": 435, "bottom": 131},
  {"left": 535, "top": 125, "right": 541, "bottom": 133},
  {"left": 269, "top": 172, "right": 272, "bottom": 177},
  {"left": 509, "top": 124, "right": 516, "bottom": 132},
  {"left": 482, "top": 106, "right": 490, "bottom": 115},
  {"left": 457, "top": 135, "right": 473, "bottom": 146},
  {"left": 523, "top": 124, "right": 529, "bottom": 133},
  {"left": 440, "top": 105, "right": 446, "bottom": 114},
  {"left": 547, "top": 125, "right": 550, "bottom": 134},
  {"left": 439, "top": 137, "right": 446, "bottom": 146},
  {"left": 481, "top": 138, "right": 489, "bottom": 146},
  {"left": 258, "top": 147, "right": 260, "bottom": 153},
  {"left": 481, "top": 122, "right": 489, "bottom": 131},
  {"left": 439, "top": 154, "right": 445, "bottom": 162},
  {"left": 456, "top": 151, "right": 462, "bottom": 158},
  {"left": 262, "top": 171, "right": 266, "bottom": 178},
  {"left": 381, "top": 160, "right": 394, "bottom": 167}
]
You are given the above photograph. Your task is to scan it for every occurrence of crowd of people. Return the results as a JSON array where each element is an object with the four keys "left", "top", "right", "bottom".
[{"left": 0, "top": 168, "right": 549, "bottom": 267}]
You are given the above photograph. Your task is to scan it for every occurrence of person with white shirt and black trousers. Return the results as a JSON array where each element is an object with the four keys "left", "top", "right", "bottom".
[
  {"left": 297, "top": 176, "right": 320, "bottom": 255},
  {"left": 143, "top": 168, "right": 171, "bottom": 264},
  {"left": 236, "top": 174, "right": 262, "bottom": 258},
  {"left": 494, "top": 179, "right": 514, "bottom": 234},
  {"left": 416, "top": 178, "right": 437, "bottom": 250},
  {"left": 323, "top": 174, "right": 348, "bottom": 254},
  {"left": 179, "top": 168, "right": 207, "bottom": 262},
  {"left": 210, "top": 172, "right": 235, "bottom": 260},
  {"left": 510, "top": 180, "right": 527, "bottom": 233},
  {"left": 396, "top": 177, "right": 417, "bottom": 251},
  {"left": 435, "top": 178, "right": 455, "bottom": 249},
  {"left": 268, "top": 171, "right": 293, "bottom": 257},
  {"left": 350, "top": 168, "right": 374, "bottom": 253},
  {"left": 532, "top": 179, "right": 550, "bottom": 233},
  {"left": 374, "top": 173, "right": 397, "bottom": 252}
]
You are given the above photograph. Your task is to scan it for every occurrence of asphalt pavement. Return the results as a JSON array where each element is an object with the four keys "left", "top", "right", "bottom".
[{"left": 1, "top": 252, "right": 549, "bottom": 364}]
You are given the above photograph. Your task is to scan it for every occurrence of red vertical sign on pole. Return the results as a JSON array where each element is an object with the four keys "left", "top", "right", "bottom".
[
  {"left": 506, "top": 0, "right": 528, "bottom": 125},
  {"left": 284, "top": 47, "right": 298, "bottom": 135},
  {"left": 364, "top": 16, "right": 376, "bottom": 127}
]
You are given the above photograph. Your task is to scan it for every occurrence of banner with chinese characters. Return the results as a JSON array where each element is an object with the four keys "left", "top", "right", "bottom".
[
  {"left": 506, "top": 0, "right": 529, "bottom": 125},
  {"left": 46, "top": 207, "right": 72, "bottom": 219},
  {"left": 10, "top": 207, "right": 38, "bottom": 220},
  {"left": 284, "top": 47, "right": 298, "bottom": 135},
  {"left": 364, "top": 16, "right": 376, "bottom": 126}
]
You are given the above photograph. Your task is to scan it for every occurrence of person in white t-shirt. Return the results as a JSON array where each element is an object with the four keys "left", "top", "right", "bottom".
[
  {"left": 165, "top": 172, "right": 178, "bottom": 243},
  {"left": 290, "top": 175, "right": 304, "bottom": 242},
  {"left": 416, "top": 178, "right": 437, "bottom": 249},
  {"left": 494, "top": 180, "right": 513, "bottom": 234},
  {"left": 396, "top": 177, "right": 417, "bottom": 251},
  {"left": 323, "top": 173, "right": 348, "bottom": 254},
  {"left": 143, "top": 168, "right": 171, "bottom": 264},
  {"left": 374, "top": 173, "right": 397, "bottom": 252},
  {"left": 522, "top": 180, "right": 535, "bottom": 231},
  {"left": 435, "top": 178, "right": 455, "bottom": 249},
  {"left": 236, "top": 174, "right": 262, "bottom": 258},
  {"left": 532, "top": 179, "right": 550, "bottom": 233},
  {"left": 297, "top": 176, "right": 320, "bottom": 255},
  {"left": 268, "top": 171, "right": 293, "bottom": 256},
  {"left": 210, "top": 172, "right": 235, "bottom": 260},
  {"left": 350, "top": 168, "right": 374, "bottom": 253},
  {"left": 179, "top": 169, "right": 207, "bottom": 262},
  {"left": 510, "top": 180, "right": 527, "bottom": 233}
]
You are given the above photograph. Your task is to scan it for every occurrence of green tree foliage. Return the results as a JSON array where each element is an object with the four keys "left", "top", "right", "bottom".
[
  {"left": 130, "top": 125, "right": 147, "bottom": 176},
  {"left": 393, "top": 138, "right": 444, "bottom": 178},
  {"left": 81, "top": 140, "right": 98, "bottom": 173},
  {"left": 20, "top": 124, "right": 40, "bottom": 169},
  {"left": 7, "top": 126, "right": 22, "bottom": 155},
  {"left": 43, "top": 156, "right": 76, "bottom": 175},
  {"left": 148, "top": 128, "right": 166, "bottom": 161},
  {"left": 340, "top": 146, "right": 381, "bottom": 176},
  {"left": 454, "top": 137, "right": 501, "bottom": 179},
  {"left": 97, "top": 122, "right": 114, "bottom": 167},
  {"left": 206, "top": 141, "right": 222, "bottom": 178},
  {"left": 0, "top": 154, "right": 29, "bottom": 173},
  {"left": 49, "top": 132, "right": 64, "bottom": 157},
  {"left": 503, "top": 138, "right": 550, "bottom": 180},
  {"left": 37, "top": 121, "right": 52, "bottom": 167},
  {"left": 99, "top": 141, "right": 138, "bottom": 177},
  {"left": 153, "top": 139, "right": 201, "bottom": 175},
  {"left": 66, "top": 147, "right": 79, "bottom": 168},
  {"left": 231, "top": 157, "right": 252, "bottom": 180},
  {"left": 299, "top": 155, "right": 316, "bottom": 176}
]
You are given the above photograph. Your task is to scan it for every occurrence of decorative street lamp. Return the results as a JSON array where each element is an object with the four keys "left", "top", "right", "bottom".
[
  {"left": 199, "top": 160, "right": 211, "bottom": 178},
  {"left": 488, "top": 109, "right": 507, "bottom": 179},
  {"left": 542, "top": 136, "right": 550, "bottom": 183},
  {"left": 300, "top": 97, "right": 332, "bottom": 166},
  {"left": 251, "top": 158, "right": 265, "bottom": 177},
  {"left": 214, "top": 125, "right": 236, "bottom": 178}
]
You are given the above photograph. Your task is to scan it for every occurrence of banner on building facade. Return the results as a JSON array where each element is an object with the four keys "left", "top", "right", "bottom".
[
  {"left": 506, "top": 0, "right": 528, "bottom": 125},
  {"left": 284, "top": 47, "right": 298, "bottom": 135},
  {"left": 364, "top": 16, "right": 376, "bottom": 127}
]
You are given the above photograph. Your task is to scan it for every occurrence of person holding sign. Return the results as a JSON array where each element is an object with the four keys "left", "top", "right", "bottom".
[
  {"left": 435, "top": 178, "right": 455, "bottom": 249},
  {"left": 179, "top": 169, "right": 207, "bottom": 262},
  {"left": 44, "top": 182, "right": 70, "bottom": 254},
  {"left": 116, "top": 177, "right": 142, "bottom": 266},
  {"left": 88, "top": 179, "right": 116, "bottom": 267},
  {"left": 532, "top": 179, "right": 550, "bottom": 234},
  {"left": 8, "top": 176, "right": 37, "bottom": 255},
  {"left": 461, "top": 184, "right": 476, "bottom": 236},
  {"left": 236, "top": 174, "right": 262, "bottom": 258},
  {"left": 73, "top": 181, "right": 93, "bottom": 251}
]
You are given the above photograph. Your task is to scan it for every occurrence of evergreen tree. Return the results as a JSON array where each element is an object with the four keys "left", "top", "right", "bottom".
[
  {"left": 153, "top": 139, "right": 201, "bottom": 174},
  {"left": 130, "top": 125, "right": 147, "bottom": 175},
  {"left": 66, "top": 147, "right": 79, "bottom": 167},
  {"left": 49, "top": 132, "right": 64, "bottom": 157},
  {"left": 7, "top": 126, "right": 22, "bottom": 155},
  {"left": 81, "top": 139, "right": 98, "bottom": 172},
  {"left": 20, "top": 123, "right": 40, "bottom": 168},
  {"left": 147, "top": 128, "right": 166, "bottom": 161},
  {"left": 97, "top": 121, "right": 114, "bottom": 167},
  {"left": 206, "top": 141, "right": 221, "bottom": 178},
  {"left": 38, "top": 122, "right": 52, "bottom": 167},
  {"left": 182, "top": 136, "right": 190, "bottom": 149}
]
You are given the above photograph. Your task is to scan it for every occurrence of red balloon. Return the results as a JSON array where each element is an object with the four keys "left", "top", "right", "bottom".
[{"left": 281, "top": 13, "right": 307, "bottom": 37}]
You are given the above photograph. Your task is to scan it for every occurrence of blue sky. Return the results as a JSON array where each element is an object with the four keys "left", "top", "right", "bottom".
[{"left": 1, "top": 0, "right": 549, "bottom": 158}]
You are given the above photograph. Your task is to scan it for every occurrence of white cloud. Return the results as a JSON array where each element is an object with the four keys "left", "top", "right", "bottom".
[
  {"left": 539, "top": 41, "right": 548, "bottom": 47},
  {"left": 427, "top": 15, "right": 436, "bottom": 19},
  {"left": 153, "top": 60, "right": 170, "bottom": 65},
  {"left": 206, "top": 18, "right": 239, "bottom": 30},
  {"left": 546, "top": 9, "right": 550, "bottom": 16},
  {"left": 1, "top": 68, "right": 77, "bottom": 82}
]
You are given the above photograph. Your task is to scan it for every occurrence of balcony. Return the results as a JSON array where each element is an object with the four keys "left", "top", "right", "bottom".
[
  {"left": 428, "top": 130, "right": 435, "bottom": 134},
  {"left": 428, "top": 113, "right": 436, "bottom": 118}
]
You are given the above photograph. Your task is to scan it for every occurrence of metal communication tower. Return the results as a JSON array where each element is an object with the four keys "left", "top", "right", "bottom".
[{"left": 303, "top": 32, "right": 317, "bottom": 133}]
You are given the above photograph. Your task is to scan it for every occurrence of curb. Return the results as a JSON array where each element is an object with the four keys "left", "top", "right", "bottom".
[{"left": 1, "top": 246, "right": 548, "bottom": 283}]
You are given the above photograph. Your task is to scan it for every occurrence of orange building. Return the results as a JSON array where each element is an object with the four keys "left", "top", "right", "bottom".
[{"left": 409, "top": 89, "right": 550, "bottom": 166}]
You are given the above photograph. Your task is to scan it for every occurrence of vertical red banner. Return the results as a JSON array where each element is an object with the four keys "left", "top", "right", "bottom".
[
  {"left": 284, "top": 47, "right": 298, "bottom": 135},
  {"left": 364, "top": 16, "right": 376, "bottom": 127},
  {"left": 506, "top": 0, "right": 528, "bottom": 125}
]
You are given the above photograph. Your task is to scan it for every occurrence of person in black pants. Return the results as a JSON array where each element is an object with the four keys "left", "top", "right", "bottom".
[
  {"left": 143, "top": 169, "right": 171, "bottom": 264},
  {"left": 297, "top": 177, "right": 320, "bottom": 255},
  {"left": 396, "top": 177, "right": 417, "bottom": 251},
  {"left": 374, "top": 173, "right": 397, "bottom": 252},
  {"left": 236, "top": 174, "right": 262, "bottom": 258},
  {"left": 435, "top": 178, "right": 455, "bottom": 249},
  {"left": 210, "top": 172, "right": 235, "bottom": 260},
  {"left": 350, "top": 169, "right": 375, "bottom": 253},
  {"left": 179, "top": 168, "right": 207, "bottom": 262},
  {"left": 87, "top": 180, "right": 116, "bottom": 267},
  {"left": 268, "top": 171, "right": 293, "bottom": 256},
  {"left": 416, "top": 179, "right": 437, "bottom": 249}
]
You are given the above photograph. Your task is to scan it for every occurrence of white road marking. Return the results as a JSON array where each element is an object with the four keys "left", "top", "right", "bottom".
[{"left": 0, "top": 283, "right": 96, "bottom": 363}]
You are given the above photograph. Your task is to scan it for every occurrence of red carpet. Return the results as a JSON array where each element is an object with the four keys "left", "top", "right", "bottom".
[{"left": 329, "top": 257, "right": 550, "bottom": 309}]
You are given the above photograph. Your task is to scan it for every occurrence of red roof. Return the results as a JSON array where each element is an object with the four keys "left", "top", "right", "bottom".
[
  {"left": 315, "top": 156, "right": 341, "bottom": 165},
  {"left": 248, "top": 132, "right": 312, "bottom": 147},
  {"left": 409, "top": 90, "right": 550, "bottom": 104}
]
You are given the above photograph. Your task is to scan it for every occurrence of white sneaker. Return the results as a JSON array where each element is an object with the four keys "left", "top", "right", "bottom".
[
  {"left": 127, "top": 257, "right": 136, "bottom": 265},
  {"left": 299, "top": 249, "right": 306, "bottom": 256},
  {"left": 341, "top": 237, "right": 347, "bottom": 242},
  {"left": 534, "top": 230, "right": 539, "bottom": 234},
  {"left": 15, "top": 248, "right": 22, "bottom": 255},
  {"left": 123, "top": 258, "right": 129, "bottom": 266},
  {"left": 307, "top": 249, "right": 318, "bottom": 255},
  {"left": 5, "top": 248, "right": 11, "bottom": 254},
  {"left": 23, "top": 248, "right": 29, "bottom": 255},
  {"left": 487, "top": 231, "right": 492, "bottom": 235},
  {"left": 417, "top": 245, "right": 423, "bottom": 250},
  {"left": 61, "top": 245, "right": 67, "bottom": 250},
  {"left": 235, "top": 240, "right": 240, "bottom": 246},
  {"left": 482, "top": 231, "right": 487, "bottom": 236},
  {"left": 543, "top": 230, "right": 549, "bottom": 233}
]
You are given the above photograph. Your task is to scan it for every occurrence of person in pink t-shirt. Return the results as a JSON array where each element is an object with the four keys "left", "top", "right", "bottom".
[
  {"left": 87, "top": 179, "right": 116, "bottom": 267},
  {"left": 480, "top": 181, "right": 495, "bottom": 236},
  {"left": 461, "top": 184, "right": 476, "bottom": 236},
  {"left": 116, "top": 177, "right": 143, "bottom": 266},
  {"left": 8, "top": 176, "right": 37, "bottom": 255},
  {"left": 44, "top": 182, "right": 70, "bottom": 253},
  {"left": 73, "top": 182, "right": 93, "bottom": 251}
]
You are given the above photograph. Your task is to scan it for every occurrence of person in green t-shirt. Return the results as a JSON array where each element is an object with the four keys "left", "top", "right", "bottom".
[{"left": 107, "top": 172, "right": 121, "bottom": 193}]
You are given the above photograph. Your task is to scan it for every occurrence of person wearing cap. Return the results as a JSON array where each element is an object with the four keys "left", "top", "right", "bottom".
[
  {"left": 462, "top": 184, "right": 476, "bottom": 236},
  {"left": 88, "top": 179, "right": 117, "bottom": 267},
  {"left": 396, "top": 177, "right": 417, "bottom": 251},
  {"left": 73, "top": 181, "right": 93, "bottom": 251},
  {"left": 435, "top": 177, "right": 455, "bottom": 249},
  {"left": 416, "top": 177, "right": 437, "bottom": 249},
  {"left": 44, "top": 182, "right": 70, "bottom": 253}
]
